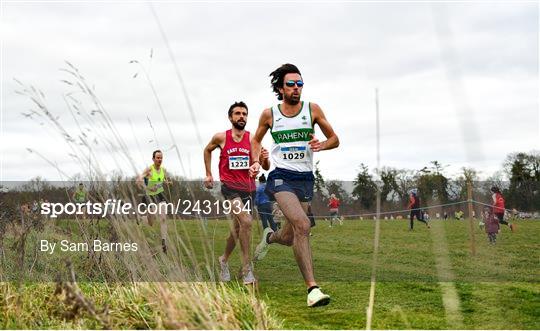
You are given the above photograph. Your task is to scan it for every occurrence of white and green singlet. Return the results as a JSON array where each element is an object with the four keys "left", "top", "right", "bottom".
[{"left": 270, "top": 101, "right": 314, "bottom": 172}]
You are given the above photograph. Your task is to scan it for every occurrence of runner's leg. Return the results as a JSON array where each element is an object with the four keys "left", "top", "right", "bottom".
[
  {"left": 222, "top": 213, "right": 240, "bottom": 261},
  {"left": 158, "top": 201, "right": 168, "bottom": 252},
  {"left": 268, "top": 214, "right": 294, "bottom": 246},
  {"left": 235, "top": 208, "right": 252, "bottom": 271},
  {"left": 273, "top": 191, "right": 315, "bottom": 287},
  {"left": 417, "top": 212, "right": 428, "bottom": 225}
]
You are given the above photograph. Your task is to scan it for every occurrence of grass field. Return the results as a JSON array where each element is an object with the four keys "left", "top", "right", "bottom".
[
  {"left": 219, "top": 218, "right": 540, "bottom": 329},
  {"left": 1, "top": 218, "right": 539, "bottom": 329}
]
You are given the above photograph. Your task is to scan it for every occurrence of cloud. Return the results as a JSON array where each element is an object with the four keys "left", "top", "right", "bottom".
[{"left": 2, "top": 2, "right": 538, "bottom": 181}]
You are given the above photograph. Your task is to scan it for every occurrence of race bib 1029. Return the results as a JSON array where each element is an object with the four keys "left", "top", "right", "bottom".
[{"left": 280, "top": 146, "right": 307, "bottom": 162}]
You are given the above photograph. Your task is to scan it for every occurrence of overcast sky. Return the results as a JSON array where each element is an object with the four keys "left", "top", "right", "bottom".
[{"left": 1, "top": 1, "right": 538, "bottom": 182}]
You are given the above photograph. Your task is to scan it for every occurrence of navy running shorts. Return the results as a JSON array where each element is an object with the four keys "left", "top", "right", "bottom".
[{"left": 265, "top": 167, "right": 315, "bottom": 202}]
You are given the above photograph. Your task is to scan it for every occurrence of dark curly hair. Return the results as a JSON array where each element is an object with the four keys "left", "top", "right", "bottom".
[{"left": 269, "top": 63, "right": 302, "bottom": 100}]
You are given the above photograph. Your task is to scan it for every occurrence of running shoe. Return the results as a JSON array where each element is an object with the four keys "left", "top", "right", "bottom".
[
  {"left": 307, "top": 288, "right": 331, "bottom": 307},
  {"left": 254, "top": 227, "right": 273, "bottom": 261},
  {"left": 219, "top": 256, "right": 231, "bottom": 282},
  {"left": 243, "top": 265, "right": 256, "bottom": 285}
]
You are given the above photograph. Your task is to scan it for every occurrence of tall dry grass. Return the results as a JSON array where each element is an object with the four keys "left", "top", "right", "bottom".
[{"left": 3, "top": 61, "right": 281, "bottom": 329}]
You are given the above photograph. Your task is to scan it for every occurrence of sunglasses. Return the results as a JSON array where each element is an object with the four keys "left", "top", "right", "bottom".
[{"left": 285, "top": 80, "right": 304, "bottom": 87}]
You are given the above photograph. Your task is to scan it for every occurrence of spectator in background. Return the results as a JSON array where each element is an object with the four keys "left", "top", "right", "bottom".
[
  {"left": 328, "top": 194, "right": 341, "bottom": 227},
  {"left": 491, "top": 186, "right": 515, "bottom": 232},
  {"left": 255, "top": 174, "right": 277, "bottom": 231},
  {"left": 408, "top": 190, "right": 430, "bottom": 230},
  {"left": 31, "top": 200, "right": 39, "bottom": 213},
  {"left": 482, "top": 206, "right": 499, "bottom": 244}
]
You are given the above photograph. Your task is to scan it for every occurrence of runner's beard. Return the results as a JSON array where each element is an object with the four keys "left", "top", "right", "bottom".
[
  {"left": 232, "top": 121, "right": 246, "bottom": 130},
  {"left": 284, "top": 92, "right": 301, "bottom": 105}
]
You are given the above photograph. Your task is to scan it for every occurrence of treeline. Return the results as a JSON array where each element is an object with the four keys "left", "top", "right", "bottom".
[
  {"left": 310, "top": 151, "right": 539, "bottom": 215},
  {"left": 1, "top": 152, "right": 538, "bottom": 220}
]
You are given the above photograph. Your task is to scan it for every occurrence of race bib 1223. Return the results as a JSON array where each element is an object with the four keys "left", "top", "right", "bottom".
[{"left": 228, "top": 155, "right": 250, "bottom": 170}]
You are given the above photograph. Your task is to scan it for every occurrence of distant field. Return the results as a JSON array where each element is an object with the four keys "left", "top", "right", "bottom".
[
  {"left": 220, "top": 218, "right": 540, "bottom": 329},
  {"left": 1, "top": 218, "right": 539, "bottom": 329}
]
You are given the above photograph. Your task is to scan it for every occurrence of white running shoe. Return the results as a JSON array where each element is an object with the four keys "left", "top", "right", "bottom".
[
  {"left": 243, "top": 266, "right": 256, "bottom": 285},
  {"left": 219, "top": 256, "right": 230, "bottom": 282},
  {"left": 307, "top": 288, "right": 331, "bottom": 307},
  {"left": 254, "top": 227, "right": 273, "bottom": 261}
]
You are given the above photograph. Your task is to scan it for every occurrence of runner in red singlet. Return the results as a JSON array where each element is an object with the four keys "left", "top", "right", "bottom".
[{"left": 203, "top": 101, "right": 269, "bottom": 284}]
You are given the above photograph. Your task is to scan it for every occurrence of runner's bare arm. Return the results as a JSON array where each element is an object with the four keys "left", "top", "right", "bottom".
[
  {"left": 204, "top": 133, "right": 225, "bottom": 176},
  {"left": 250, "top": 108, "right": 272, "bottom": 177},
  {"left": 204, "top": 132, "right": 225, "bottom": 188},
  {"left": 310, "top": 103, "right": 339, "bottom": 151},
  {"left": 136, "top": 167, "right": 151, "bottom": 188},
  {"left": 251, "top": 108, "right": 272, "bottom": 162}
]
